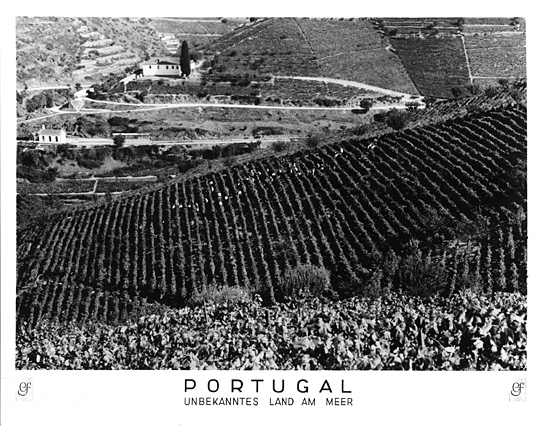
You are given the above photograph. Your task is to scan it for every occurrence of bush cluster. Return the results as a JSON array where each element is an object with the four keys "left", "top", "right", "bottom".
[{"left": 16, "top": 291, "right": 526, "bottom": 370}]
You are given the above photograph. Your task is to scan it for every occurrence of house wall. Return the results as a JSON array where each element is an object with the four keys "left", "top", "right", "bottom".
[
  {"left": 39, "top": 132, "right": 67, "bottom": 143},
  {"left": 142, "top": 64, "right": 181, "bottom": 77}
]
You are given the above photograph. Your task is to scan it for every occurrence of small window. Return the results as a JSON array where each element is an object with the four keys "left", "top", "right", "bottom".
[
  {"left": 49, "top": 136, "right": 52, "bottom": 142},
  {"left": 166, "top": 66, "right": 169, "bottom": 69},
  {"left": 55, "top": 136, "right": 58, "bottom": 142},
  {"left": 149, "top": 66, "right": 152, "bottom": 69},
  {"left": 157, "top": 65, "right": 160, "bottom": 69}
]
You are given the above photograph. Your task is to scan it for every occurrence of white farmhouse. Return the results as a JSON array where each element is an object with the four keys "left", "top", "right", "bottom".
[
  {"left": 36, "top": 127, "right": 67, "bottom": 143},
  {"left": 141, "top": 57, "right": 181, "bottom": 77}
]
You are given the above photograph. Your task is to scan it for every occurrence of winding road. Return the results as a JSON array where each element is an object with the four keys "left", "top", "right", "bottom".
[
  {"left": 17, "top": 75, "right": 425, "bottom": 126},
  {"left": 274, "top": 76, "right": 422, "bottom": 100}
]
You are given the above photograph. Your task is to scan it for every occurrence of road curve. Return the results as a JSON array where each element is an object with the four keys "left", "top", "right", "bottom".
[{"left": 274, "top": 75, "right": 422, "bottom": 100}]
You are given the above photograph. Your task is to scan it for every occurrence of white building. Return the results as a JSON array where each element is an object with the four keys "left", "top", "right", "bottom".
[
  {"left": 36, "top": 127, "right": 67, "bottom": 143},
  {"left": 141, "top": 57, "right": 181, "bottom": 77}
]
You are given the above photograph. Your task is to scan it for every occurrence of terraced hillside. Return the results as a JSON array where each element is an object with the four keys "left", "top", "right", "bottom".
[
  {"left": 390, "top": 36, "right": 470, "bottom": 98},
  {"left": 16, "top": 17, "right": 168, "bottom": 88},
  {"left": 407, "top": 80, "right": 526, "bottom": 124},
  {"left": 206, "top": 18, "right": 418, "bottom": 95},
  {"left": 149, "top": 18, "right": 248, "bottom": 53},
  {"left": 16, "top": 103, "right": 527, "bottom": 327},
  {"left": 381, "top": 17, "right": 526, "bottom": 97},
  {"left": 16, "top": 17, "right": 247, "bottom": 88}
]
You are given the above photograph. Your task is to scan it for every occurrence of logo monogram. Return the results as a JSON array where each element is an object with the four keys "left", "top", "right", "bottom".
[{"left": 509, "top": 380, "right": 526, "bottom": 402}]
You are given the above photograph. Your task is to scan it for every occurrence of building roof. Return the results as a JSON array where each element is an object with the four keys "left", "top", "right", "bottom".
[
  {"left": 38, "top": 129, "right": 66, "bottom": 136},
  {"left": 141, "top": 56, "right": 180, "bottom": 66}
]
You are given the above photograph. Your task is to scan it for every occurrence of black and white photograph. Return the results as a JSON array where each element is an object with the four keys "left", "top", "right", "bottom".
[{"left": 1, "top": 3, "right": 542, "bottom": 426}]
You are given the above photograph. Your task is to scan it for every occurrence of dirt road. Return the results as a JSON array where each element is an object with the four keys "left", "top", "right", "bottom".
[{"left": 274, "top": 75, "right": 423, "bottom": 100}]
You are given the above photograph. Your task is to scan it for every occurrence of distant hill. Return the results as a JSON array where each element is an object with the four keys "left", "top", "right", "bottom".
[
  {"left": 16, "top": 17, "right": 166, "bottom": 88},
  {"left": 15, "top": 17, "right": 245, "bottom": 89},
  {"left": 206, "top": 17, "right": 525, "bottom": 99},
  {"left": 17, "top": 17, "right": 525, "bottom": 99},
  {"left": 378, "top": 17, "right": 526, "bottom": 97},
  {"left": 206, "top": 18, "right": 419, "bottom": 95},
  {"left": 149, "top": 17, "right": 249, "bottom": 54}
]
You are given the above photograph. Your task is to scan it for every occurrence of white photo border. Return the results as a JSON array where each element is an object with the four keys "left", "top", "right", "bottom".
[{"left": 2, "top": 1, "right": 543, "bottom": 425}]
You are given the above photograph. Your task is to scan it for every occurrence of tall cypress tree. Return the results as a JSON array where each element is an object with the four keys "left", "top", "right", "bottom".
[{"left": 180, "top": 40, "right": 191, "bottom": 77}]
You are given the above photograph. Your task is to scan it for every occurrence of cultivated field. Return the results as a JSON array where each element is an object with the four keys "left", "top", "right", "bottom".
[
  {"left": 17, "top": 104, "right": 526, "bottom": 323},
  {"left": 465, "top": 33, "right": 526, "bottom": 79},
  {"left": 208, "top": 18, "right": 418, "bottom": 94},
  {"left": 390, "top": 36, "right": 471, "bottom": 98}
]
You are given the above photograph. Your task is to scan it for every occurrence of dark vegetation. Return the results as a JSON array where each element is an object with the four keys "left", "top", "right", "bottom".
[
  {"left": 180, "top": 40, "right": 191, "bottom": 77},
  {"left": 16, "top": 291, "right": 526, "bottom": 370},
  {"left": 17, "top": 139, "right": 262, "bottom": 226},
  {"left": 17, "top": 104, "right": 527, "bottom": 325}
]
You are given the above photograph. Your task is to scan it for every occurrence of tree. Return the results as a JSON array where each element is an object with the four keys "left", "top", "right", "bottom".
[
  {"left": 359, "top": 99, "right": 373, "bottom": 113},
  {"left": 113, "top": 134, "right": 126, "bottom": 148},
  {"left": 385, "top": 109, "right": 411, "bottom": 130},
  {"left": 180, "top": 40, "right": 191, "bottom": 77}
]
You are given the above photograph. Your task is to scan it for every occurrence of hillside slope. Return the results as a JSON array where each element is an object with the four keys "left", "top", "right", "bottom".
[
  {"left": 16, "top": 17, "right": 168, "bottom": 88},
  {"left": 206, "top": 18, "right": 418, "bottom": 95},
  {"left": 380, "top": 17, "right": 526, "bottom": 97},
  {"left": 17, "top": 103, "right": 527, "bottom": 327}
]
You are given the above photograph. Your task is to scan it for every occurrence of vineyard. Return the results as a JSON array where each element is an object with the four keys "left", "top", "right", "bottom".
[
  {"left": 17, "top": 104, "right": 527, "bottom": 331},
  {"left": 465, "top": 33, "right": 526, "bottom": 79},
  {"left": 207, "top": 18, "right": 418, "bottom": 95},
  {"left": 390, "top": 36, "right": 471, "bottom": 98},
  {"left": 406, "top": 80, "right": 526, "bottom": 125}
]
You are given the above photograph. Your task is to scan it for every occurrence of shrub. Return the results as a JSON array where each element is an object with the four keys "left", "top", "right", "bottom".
[
  {"left": 277, "top": 264, "right": 331, "bottom": 301},
  {"left": 454, "top": 18, "right": 465, "bottom": 28},
  {"left": 373, "top": 111, "right": 387, "bottom": 123},
  {"left": 352, "top": 124, "right": 369, "bottom": 136},
  {"left": 385, "top": 28, "right": 398, "bottom": 36},
  {"left": 509, "top": 89, "right": 525, "bottom": 104},
  {"left": 468, "top": 84, "right": 482, "bottom": 95},
  {"left": 484, "top": 86, "right": 501, "bottom": 97},
  {"left": 223, "top": 156, "right": 237, "bottom": 168},
  {"left": 359, "top": 99, "right": 373, "bottom": 113},
  {"left": 270, "top": 140, "right": 290, "bottom": 152},
  {"left": 393, "top": 241, "right": 449, "bottom": 297},
  {"left": 108, "top": 116, "right": 129, "bottom": 127},
  {"left": 178, "top": 158, "right": 204, "bottom": 173},
  {"left": 305, "top": 133, "right": 321, "bottom": 149},
  {"left": 113, "top": 134, "right": 126, "bottom": 148},
  {"left": 42, "top": 167, "right": 59, "bottom": 182},
  {"left": 385, "top": 109, "right": 411, "bottom": 130}
]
